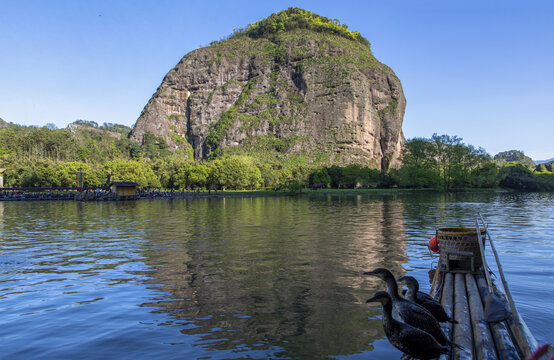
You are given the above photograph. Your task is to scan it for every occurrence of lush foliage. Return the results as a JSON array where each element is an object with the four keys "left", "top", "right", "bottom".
[
  {"left": 305, "top": 164, "right": 380, "bottom": 189},
  {"left": 391, "top": 135, "right": 552, "bottom": 191},
  {"left": 0, "top": 120, "right": 551, "bottom": 192},
  {"left": 104, "top": 159, "right": 161, "bottom": 188},
  {"left": 207, "top": 156, "right": 262, "bottom": 190},
  {"left": 391, "top": 134, "right": 492, "bottom": 189},
  {"left": 230, "top": 8, "right": 371, "bottom": 48},
  {"left": 0, "top": 121, "right": 135, "bottom": 164},
  {"left": 58, "top": 162, "right": 104, "bottom": 187},
  {"left": 499, "top": 162, "right": 553, "bottom": 191}
]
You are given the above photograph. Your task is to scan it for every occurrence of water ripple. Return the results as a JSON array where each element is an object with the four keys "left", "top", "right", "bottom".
[{"left": 0, "top": 194, "right": 552, "bottom": 358}]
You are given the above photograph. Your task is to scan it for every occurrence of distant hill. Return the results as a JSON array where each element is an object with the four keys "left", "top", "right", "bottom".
[
  {"left": 535, "top": 158, "right": 554, "bottom": 165},
  {"left": 0, "top": 119, "right": 140, "bottom": 164},
  {"left": 494, "top": 150, "right": 535, "bottom": 168},
  {"left": 66, "top": 120, "right": 131, "bottom": 139}
]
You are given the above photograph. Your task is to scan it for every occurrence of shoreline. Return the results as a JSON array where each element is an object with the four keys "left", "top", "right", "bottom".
[{"left": 0, "top": 187, "right": 516, "bottom": 202}]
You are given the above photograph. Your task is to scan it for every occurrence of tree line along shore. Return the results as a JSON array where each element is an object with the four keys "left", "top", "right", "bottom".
[{"left": 0, "top": 121, "right": 552, "bottom": 192}]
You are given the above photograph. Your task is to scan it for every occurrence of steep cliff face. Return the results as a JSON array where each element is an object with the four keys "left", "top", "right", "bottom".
[{"left": 130, "top": 9, "right": 406, "bottom": 169}]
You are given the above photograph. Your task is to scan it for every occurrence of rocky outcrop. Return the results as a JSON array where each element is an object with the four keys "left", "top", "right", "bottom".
[
  {"left": 130, "top": 9, "right": 406, "bottom": 169},
  {"left": 494, "top": 150, "right": 535, "bottom": 168}
]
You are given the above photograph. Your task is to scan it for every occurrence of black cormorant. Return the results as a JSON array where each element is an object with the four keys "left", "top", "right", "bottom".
[
  {"left": 363, "top": 268, "right": 449, "bottom": 346},
  {"left": 398, "top": 275, "right": 458, "bottom": 324},
  {"left": 367, "top": 291, "right": 450, "bottom": 360}
]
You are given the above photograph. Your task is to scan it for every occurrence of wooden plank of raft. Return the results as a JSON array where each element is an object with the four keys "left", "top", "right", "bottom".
[
  {"left": 439, "top": 272, "right": 454, "bottom": 360},
  {"left": 466, "top": 274, "right": 497, "bottom": 359},
  {"left": 453, "top": 273, "right": 473, "bottom": 359},
  {"left": 442, "top": 272, "right": 455, "bottom": 339},
  {"left": 475, "top": 274, "right": 520, "bottom": 360}
]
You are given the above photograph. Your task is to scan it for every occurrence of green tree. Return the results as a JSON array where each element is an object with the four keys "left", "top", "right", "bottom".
[
  {"left": 399, "top": 135, "right": 492, "bottom": 189},
  {"left": 470, "top": 162, "right": 499, "bottom": 188},
  {"left": 429, "top": 134, "right": 493, "bottom": 189},
  {"left": 396, "top": 138, "right": 441, "bottom": 188},
  {"left": 188, "top": 164, "right": 209, "bottom": 188},
  {"left": 177, "top": 163, "right": 209, "bottom": 189},
  {"left": 128, "top": 139, "right": 143, "bottom": 159},
  {"left": 499, "top": 163, "right": 535, "bottom": 190},
  {"left": 340, "top": 164, "right": 365, "bottom": 188},
  {"left": 77, "top": 146, "right": 92, "bottom": 162},
  {"left": 431, "top": 134, "right": 463, "bottom": 189},
  {"left": 175, "top": 163, "right": 192, "bottom": 189},
  {"left": 326, "top": 165, "right": 342, "bottom": 188},
  {"left": 285, "top": 179, "right": 304, "bottom": 193},
  {"left": 258, "top": 163, "right": 280, "bottom": 188},
  {"left": 309, "top": 167, "right": 330, "bottom": 187},
  {"left": 58, "top": 162, "right": 91, "bottom": 187},
  {"left": 104, "top": 159, "right": 161, "bottom": 188},
  {"left": 57, "top": 161, "right": 104, "bottom": 187},
  {"left": 13, "top": 159, "right": 61, "bottom": 187},
  {"left": 397, "top": 166, "right": 441, "bottom": 188},
  {"left": 153, "top": 156, "right": 189, "bottom": 188},
  {"left": 208, "top": 156, "right": 262, "bottom": 189},
  {"left": 399, "top": 138, "right": 440, "bottom": 187},
  {"left": 403, "top": 138, "right": 437, "bottom": 168},
  {"left": 498, "top": 162, "right": 554, "bottom": 191}
]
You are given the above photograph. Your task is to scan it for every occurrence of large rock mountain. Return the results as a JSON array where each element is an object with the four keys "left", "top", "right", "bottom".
[{"left": 130, "top": 8, "right": 406, "bottom": 169}]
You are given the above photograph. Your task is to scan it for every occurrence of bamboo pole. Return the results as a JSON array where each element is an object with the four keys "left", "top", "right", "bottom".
[
  {"left": 474, "top": 221, "right": 492, "bottom": 291},
  {"left": 478, "top": 213, "right": 537, "bottom": 357},
  {"left": 466, "top": 274, "right": 497, "bottom": 359},
  {"left": 453, "top": 273, "right": 473, "bottom": 360},
  {"left": 475, "top": 275, "right": 520, "bottom": 360}
]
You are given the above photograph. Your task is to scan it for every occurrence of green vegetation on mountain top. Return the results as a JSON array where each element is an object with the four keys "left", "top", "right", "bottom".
[{"left": 229, "top": 8, "right": 370, "bottom": 48}]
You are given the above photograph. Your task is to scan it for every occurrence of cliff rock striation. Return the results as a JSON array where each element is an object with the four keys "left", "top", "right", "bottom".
[{"left": 130, "top": 8, "right": 406, "bottom": 169}]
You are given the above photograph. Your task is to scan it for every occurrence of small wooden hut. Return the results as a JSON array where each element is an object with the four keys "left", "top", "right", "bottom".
[{"left": 110, "top": 182, "right": 139, "bottom": 197}]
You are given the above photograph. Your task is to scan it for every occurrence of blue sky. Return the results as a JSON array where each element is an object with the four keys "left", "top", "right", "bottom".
[{"left": 1, "top": 1, "right": 553, "bottom": 160}]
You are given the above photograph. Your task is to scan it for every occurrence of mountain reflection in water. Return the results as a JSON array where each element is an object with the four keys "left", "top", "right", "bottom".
[{"left": 138, "top": 196, "right": 407, "bottom": 358}]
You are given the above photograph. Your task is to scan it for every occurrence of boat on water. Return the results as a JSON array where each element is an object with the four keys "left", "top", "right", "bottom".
[{"left": 426, "top": 217, "right": 541, "bottom": 360}]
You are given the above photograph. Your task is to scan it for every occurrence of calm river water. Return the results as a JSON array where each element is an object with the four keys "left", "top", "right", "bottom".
[{"left": 0, "top": 192, "right": 552, "bottom": 359}]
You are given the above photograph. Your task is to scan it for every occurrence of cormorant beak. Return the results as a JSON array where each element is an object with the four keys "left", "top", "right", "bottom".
[
  {"left": 397, "top": 276, "right": 407, "bottom": 283},
  {"left": 365, "top": 291, "right": 388, "bottom": 304},
  {"left": 363, "top": 270, "right": 378, "bottom": 276}
]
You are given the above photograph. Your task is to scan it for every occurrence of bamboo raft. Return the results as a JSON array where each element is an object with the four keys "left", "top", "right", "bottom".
[{"left": 428, "top": 220, "right": 539, "bottom": 360}]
